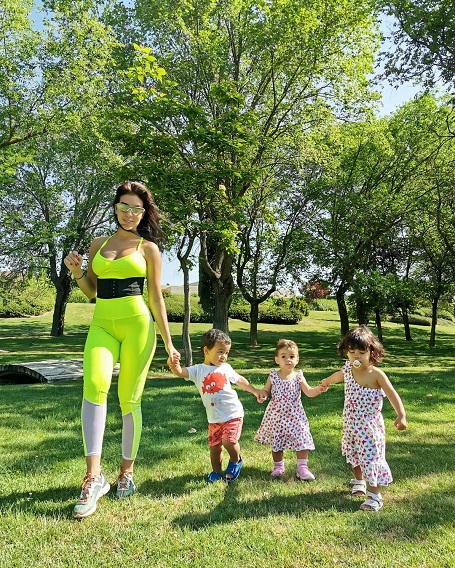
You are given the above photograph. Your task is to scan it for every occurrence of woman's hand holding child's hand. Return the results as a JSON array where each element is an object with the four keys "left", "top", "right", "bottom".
[{"left": 167, "top": 352, "right": 181, "bottom": 369}]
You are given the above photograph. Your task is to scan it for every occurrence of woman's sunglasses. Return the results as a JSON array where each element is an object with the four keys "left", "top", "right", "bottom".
[{"left": 116, "top": 202, "right": 145, "bottom": 216}]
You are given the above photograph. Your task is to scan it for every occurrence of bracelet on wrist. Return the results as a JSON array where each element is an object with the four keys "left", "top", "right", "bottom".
[{"left": 74, "top": 271, "right": 86, "bottom": 280}]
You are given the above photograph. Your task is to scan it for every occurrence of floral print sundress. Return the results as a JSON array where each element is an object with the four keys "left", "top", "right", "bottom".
[
  {"left": 255, "top": 369, "right": 315, "bottom": 452},
  {"left": 342, "top": 361, "right": 392, "bottom": 486}
]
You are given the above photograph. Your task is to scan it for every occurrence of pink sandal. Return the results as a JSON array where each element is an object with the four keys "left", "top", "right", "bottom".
[
  {"left": 271, "top": 461, "right": 285, "bottom": 477},
  {"left": 296, "top": 463, "right": 315, "bottom": 481}
]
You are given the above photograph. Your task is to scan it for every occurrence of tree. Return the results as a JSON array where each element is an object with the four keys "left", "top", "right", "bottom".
[
  {"left": 0, "top": 0, "right": 45, "bottom": 153},
  {"left": 407, "top": 147, "right": 455, "bottom": 346},
  {"left": 1, "top": 125, "right": 122, "bottom": 336},
  {"left": 0, "top": 0, "right": 131, "bottom": 336},
  {"left": 117, "top": 0, "right": 380, "bottom": 331},
  {"left": 0, "top": 1, "right": 118, "bottom": 170},
  {"left": 235, "top": 138, "right": 319, "bottom": 346},
  {"left": 381, "top": 0, "right": 455, "bottom": 89},
  {"left": 310, "top": 96, "right": 446, "bottom": 335}
]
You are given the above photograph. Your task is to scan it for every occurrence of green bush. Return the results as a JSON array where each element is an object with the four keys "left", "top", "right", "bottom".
[
  {"left": 258, "top": 305, "right": 300, "bottom": 324},
  {"left": 161, "top": 292, "right": 308, "bottom": 325},
  {"left": 229, "top": 302, "right": 251, "bottom": 322},
  {"left": 228, "top": 295, "right": 251, "bottom": 321},
  {"left": 273, "top": 297, "right": 288, "bottom": 308},
  {"left": 69, "top": 287, "right": 89, "bottom": 303},
  {"left": 163, "top": 293, "right": 211, "bottom": 323},
  {"left": 290, "top": 297, "right": 309, "bottom": 317},
  {"left": 309, "top": 298, "right": 338, "bottom": 311},
  {"left": 0, "top": 276, "right": 55, "bottom": 317},
  {"left": 228, "top": 295, "right": 306, "bottom": 324},
  {"left": 436, "top": 310, "right": 454, "bottom": 322},
  {"left": 413, "top": 306, "right": 454, "bottom": 322},
  {"left": 389, "top": 314, "right": 431, "bottom": 326}
]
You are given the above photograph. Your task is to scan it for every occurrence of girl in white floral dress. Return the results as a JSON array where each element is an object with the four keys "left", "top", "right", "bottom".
[
  {"left": 255, "top": 339, "right": 326, "bottom": 480},
  {"left": 321, "top": 325, "right": 407, "bottom": 511}
]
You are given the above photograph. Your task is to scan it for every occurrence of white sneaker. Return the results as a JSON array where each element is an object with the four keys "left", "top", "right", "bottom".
[{"left": 73, "top": 472, "right": 110, "bottom": 518}]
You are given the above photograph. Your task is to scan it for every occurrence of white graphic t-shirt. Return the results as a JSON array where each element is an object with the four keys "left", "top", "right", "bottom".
[{"left": 186, "top": 363, "right": 244, "bottom": 423}]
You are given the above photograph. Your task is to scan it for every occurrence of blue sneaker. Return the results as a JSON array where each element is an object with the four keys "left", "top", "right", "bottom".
[
  {"left": 116, "top": 471, "right": 136, "bottom": 499},
  {"left": 73, "top": 472, "right": 110, "bottom": 518}
]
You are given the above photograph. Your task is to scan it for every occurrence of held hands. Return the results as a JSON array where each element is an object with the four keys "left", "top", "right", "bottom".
[
  {"left": 167, "top": 351, "right": 181, "bottom": 371},
  {"left": 256, "top": 389, "right": 269, "bottom": 403},
  {"left": 315, "top": 383, "right": 329, "bottom": 394}
]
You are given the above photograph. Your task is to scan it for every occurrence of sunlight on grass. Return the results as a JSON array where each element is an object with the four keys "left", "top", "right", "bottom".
[{"left": 0, "top": 307, "right": 454, "bottom": 567}]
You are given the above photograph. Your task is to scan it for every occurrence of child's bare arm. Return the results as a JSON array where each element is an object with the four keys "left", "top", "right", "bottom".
[
  {"left": 376, "top": 370, "right": 407, "bottom": 430},
  {"left": 300, "top": 376, "right": 328, "bottom": 397},
  {"left": 320, "top": 370, "right": 344, "bottom": 389},
  {"left": 236, "top": 375, "right": 264, "bottom": 402},
  {"left": 257, "top": 376, "right": 272, "bottom": 402},
  {"left": 168, "top": 359, "right": 190, "bottom": 379}
]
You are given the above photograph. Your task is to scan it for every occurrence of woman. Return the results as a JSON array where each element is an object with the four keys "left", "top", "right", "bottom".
[{"left": 64, "top": 180, "right": 179, "bottom": 518}]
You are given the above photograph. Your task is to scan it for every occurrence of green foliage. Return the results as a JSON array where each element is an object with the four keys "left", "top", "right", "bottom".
[
  {"left": 389, "top": 314, "right": 431, "bottom": 327},
  {"left": 273, "top": 297, "right": 288, "bottom": 308},
  {"left": 68, "top": 286, "right": 89, "bottom": 303},
  {"left": 383, "top": 0, "right": 455, "bottom": 88},
  {"left": 257, "top": 303, "right": 301, "bottom": 325},
  {"left": 412, "top": 305, "right": 454, "bottom": 323},
  {"left": 229, "top": 296, "right": 307, "bottom": 324},
  {"left": 229, "top": 295, "right": 251, "bottom": 322},
  {"left": 309, "top": 298, "right": 338, "bottom": 312},
  {"left": 161, "top": 288, "right": 173, "bottom": 298},
  {"left": 163, "top": 293, "right": 211, "bottom": 323},
  {"left": 289, "top": 297, "right": 309, "bottom": 317},
  {"left": 0, "top": 275, "right": 55, "bottom": 317},
  {"left": 162, "top": 293, "right": 307, "bottom": 325},
  {"left": 437, "top": 310, "right": 455, "bottom": 322}
]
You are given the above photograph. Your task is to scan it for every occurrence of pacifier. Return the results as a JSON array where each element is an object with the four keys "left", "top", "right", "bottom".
[{"left": 352, "top": 360, "right": 361, "bottom": 368}]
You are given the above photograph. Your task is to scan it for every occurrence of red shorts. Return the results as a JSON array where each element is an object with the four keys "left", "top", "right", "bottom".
[{"left": 208, "top": 417, "right": 243, "bottom": 447}]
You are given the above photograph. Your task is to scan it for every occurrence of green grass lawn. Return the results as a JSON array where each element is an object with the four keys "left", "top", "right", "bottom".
[{"left": 0, "top": 306, "right": 454, "bottom": 567}]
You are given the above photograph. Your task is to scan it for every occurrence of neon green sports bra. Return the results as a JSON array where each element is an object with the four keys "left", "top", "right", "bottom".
[{"left": 92, "top": 236, "right": 147, "bottom": 279}]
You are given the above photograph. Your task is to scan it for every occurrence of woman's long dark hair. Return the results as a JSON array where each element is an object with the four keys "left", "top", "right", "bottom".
[{"left": 113, "top": 180, "right": 164, "bottom": 248}]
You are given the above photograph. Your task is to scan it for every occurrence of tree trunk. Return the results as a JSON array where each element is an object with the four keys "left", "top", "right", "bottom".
[
  {"left": 429, "top": 296, "right": 439, "bottom": 348},
  {"left": 375, "top": 308, "right": 383, "bottom": 343},
  {"left": 212, "top": 274, "right": 234, "bottom": 332},
  {"left": 249, "top": 301, "right": 260, "bottom": 347},
  {"left": 182, "top": 263, "right": 193, "bottom": 366},
  {"left": 356, "top": 300, "right": 368, "bottom": 325},
  {"left": 51, "top": 276, "right": 72, "bottom": 337},
  {"left": 198, "top": 259, "right": 214, "bottom": 317},
  {"left": 199, "top": 238, "right": 234, "bottom": 332},
  {"left": 336, "top": 287, "right": 349, "bottom": 336},
  {"left": 401, "top": 309, "right": 413, "bottom": 341}
]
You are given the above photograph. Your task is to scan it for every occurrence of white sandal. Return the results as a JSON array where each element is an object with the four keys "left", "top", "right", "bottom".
[
  {"left": 350, "top": 478, "right": 367, "bottom": 496},
  {"left": 360, "top": 491, "right": 383, "bottom": 512}
]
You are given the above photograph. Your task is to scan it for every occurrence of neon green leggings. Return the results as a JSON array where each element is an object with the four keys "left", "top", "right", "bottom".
[{"left": 82, "top": 296, "right": 156, "bottom": 460}]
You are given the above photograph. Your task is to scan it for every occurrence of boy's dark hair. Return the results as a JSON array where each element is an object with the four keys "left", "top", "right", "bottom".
[
  {"left": 337, "top": 325, "right": 385, "bottom": 364},
  {"left": 201, "top": 328, "right": 231, "bottom": 351}
]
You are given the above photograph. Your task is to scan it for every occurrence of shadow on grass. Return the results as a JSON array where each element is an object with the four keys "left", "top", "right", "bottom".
[
  {"left": 0, "top": 370, "right": 454, "bottom": 534},
  {"left": 3, "top": 310, "right": 455, "bottom": 371}
]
